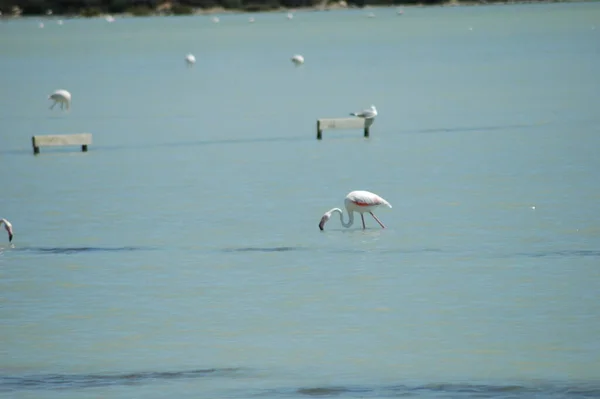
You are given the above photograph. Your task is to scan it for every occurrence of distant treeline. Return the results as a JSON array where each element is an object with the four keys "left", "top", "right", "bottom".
[{"left": 1, "top": 0, "right": 551, "bottom": 16}]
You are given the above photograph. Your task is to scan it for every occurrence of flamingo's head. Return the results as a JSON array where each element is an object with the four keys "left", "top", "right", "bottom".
[{"left": 318, "top": 212, "right": 332, "bottom": 231}]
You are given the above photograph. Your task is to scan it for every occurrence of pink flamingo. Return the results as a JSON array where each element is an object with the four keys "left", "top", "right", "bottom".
[
  {"left": 0, "top": 218, "right": 13, "bottom": 242},
  {"left": 318, "top": 190, "right": 392, "bottom": 231}
]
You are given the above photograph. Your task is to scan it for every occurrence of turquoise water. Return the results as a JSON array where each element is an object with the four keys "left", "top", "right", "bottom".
[{"left": 1, "top": 3, "right": 600, "bottom": 397}]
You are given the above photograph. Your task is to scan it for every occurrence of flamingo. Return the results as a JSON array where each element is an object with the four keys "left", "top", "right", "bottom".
[
  {"left": 318, "top": 190, "right": 392, "bottom": 231},
  {"left": 291, "top": 54, "right": 304, "bottom": 66},
  {"left": 48, "top": 89, "right": 71, "bottom": 111},
  {"left": 185, "top": 53, "right": 196, "bottom": 67},
  {"left": 0, "top": 218, "right": 13, "bottom": 242}
]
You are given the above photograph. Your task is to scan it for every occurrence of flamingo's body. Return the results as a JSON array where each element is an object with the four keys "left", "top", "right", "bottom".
[
  {"left": 48, "top": 89, "right": 71, "bottom": 111},
  {"left": 291, "top": 54, "right": 304, "bottom": 66},
  {"left": 350, "top": 104, "right": 377, "bottom": 119},
  {"left": 287, "top": 12, "right": 294, "bottom": 19},
  {"left": 185, "top": 53, "right": 196, "bottom": 67},
  {"left": 319, "top": 190, "right": 392, "bottom": 231},
  {"left": 0, "top": 218, "right": 13, "bottom": 242}
]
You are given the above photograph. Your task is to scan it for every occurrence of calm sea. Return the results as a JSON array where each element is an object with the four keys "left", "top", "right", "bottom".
[{"left": 1, "top": 2, "right": 599, "bottom": 398}]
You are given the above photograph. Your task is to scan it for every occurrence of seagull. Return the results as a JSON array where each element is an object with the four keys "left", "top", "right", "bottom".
[{"left": 350, "top": 105, "right": 377, "bottom": 119}]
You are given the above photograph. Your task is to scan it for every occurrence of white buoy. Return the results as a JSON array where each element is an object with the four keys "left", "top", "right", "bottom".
[
  {"left": 291, "top": 54, "right": 304, "bottom": 66},
  {"left": 48, "top": 89, "right": 71, "bottom": 111},
  {"left": 211, "top": 16, "right": 220, "bottom": 23},
  {"left": 105, "top": 15, "right": 115, "bottom": 22},
  {"left": 287, "top": 12, "right": 293, "bottom": 19},
  {"left": 185, "top": 53, "right": 196, "bottom": 67},
  {"left": 248, "top": 17, "right": 255, "bottom": 23}
]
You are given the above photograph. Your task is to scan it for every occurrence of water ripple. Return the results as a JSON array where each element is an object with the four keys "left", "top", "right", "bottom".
[
  {"left": 17, "top": 246, "right": 154, "bottom": 255},
  {"left": 0, "top": 368, "right": 242, "bottom": 392}
]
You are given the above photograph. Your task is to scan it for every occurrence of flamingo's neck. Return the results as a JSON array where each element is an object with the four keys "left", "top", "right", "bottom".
[{"left": 331, "top": 208, "right": 354, "bottom": 228}]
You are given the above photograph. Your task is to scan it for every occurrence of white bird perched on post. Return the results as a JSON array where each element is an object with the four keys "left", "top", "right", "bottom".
[
  {"left": 318, "top": 191, "right": 392, "bottom": 231},
  {"left": 291, "top": 54, "right": 304, "bottom": 66},
  {"left": 48, "top": 89, "right": 71, "bottom": 111},
  {"left": 350, "top": 104, "right": 377, "bottom": 119},
  {"left": 0, "top": 218, "right": 13, "bottom": 242},
  {"left": 185, "top": 53, "right": 196, "bottom": 67}
]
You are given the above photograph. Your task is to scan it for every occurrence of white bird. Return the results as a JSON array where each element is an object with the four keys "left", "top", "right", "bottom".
[
  {"left": 248, "top": 17, "right": 255, "bottom": 23},
  {"left": 287, "top": 12, "right": 293, "bottom": 19},
  {"left": 396, "top": 7, "right": 404, "bottom": 15},
  {"left": 0, "top": 219, "right": 13, "bottom": 242},
  {"left": 185, "top": 53, "right": 196, "bottom": 67},
  {"left": 366, "top": 12, "right": 375, "bottom": 18},
  {"left": 211, "top": 16, "right": 220, "bottom": 23},
  {"left": 105, "top": 15, "right": 115, "bottom": 22},
  {"left": 291, "top": 54, "right": 304, "bottom": 66},
  {"left": 319, "top": 191, "right": 392, "bottom": 231},
  {"left": 350, "top": 104, "right": 377, "bottom": 119},
  {"left": 39, "top": 22, "right": 44, "bottom": 28},
  {"left": 57, "top": 19, "right": 64, "bottom": 25},
  {"left": 48, "top": 89, "right": 71, "bottom": 111}
]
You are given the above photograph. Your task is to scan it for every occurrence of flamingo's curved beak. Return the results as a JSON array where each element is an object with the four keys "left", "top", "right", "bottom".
[{"left": 318, "top": 217, "right": 326, "bottom": 231}]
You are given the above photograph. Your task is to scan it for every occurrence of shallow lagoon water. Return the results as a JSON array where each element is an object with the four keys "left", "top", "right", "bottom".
[{"left": 1, "top": 3, "right": 600, "bottom": 397}]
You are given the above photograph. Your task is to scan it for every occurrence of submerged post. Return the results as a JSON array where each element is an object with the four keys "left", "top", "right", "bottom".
[
  {"left": 32, "top": 137, "right": 40, "bottom": 154},
  {"left": 317, "top": 120, "right": 323, "bottom": 140}
]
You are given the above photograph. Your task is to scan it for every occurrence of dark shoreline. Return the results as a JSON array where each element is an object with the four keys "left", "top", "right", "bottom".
[{"left": 0, "top": 0, "right": 587, "bottom": 19}]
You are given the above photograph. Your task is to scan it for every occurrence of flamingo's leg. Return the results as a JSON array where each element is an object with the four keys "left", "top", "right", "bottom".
[
  {"left": 361, "top": 213, "right": 366, "bottom": 229},
  {"left": 50, "top": 101, "right": 56, "bottom": 110},
  {"left": 370, "top": 212, "right": 386, "bottom": 229}
]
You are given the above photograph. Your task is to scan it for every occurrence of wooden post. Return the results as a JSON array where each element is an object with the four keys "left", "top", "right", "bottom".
[
  {"left": 316, "top": 117, "right": 374, "bottom": 140},
  {"left": 31, "top": 133, "right": 92, "bottom": 154},
  {"left": 32, "top": 136, "right": 40, "bottom": 154},
  {"left": 317, "top": 121, "right": 323, "bottom": 140}
]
